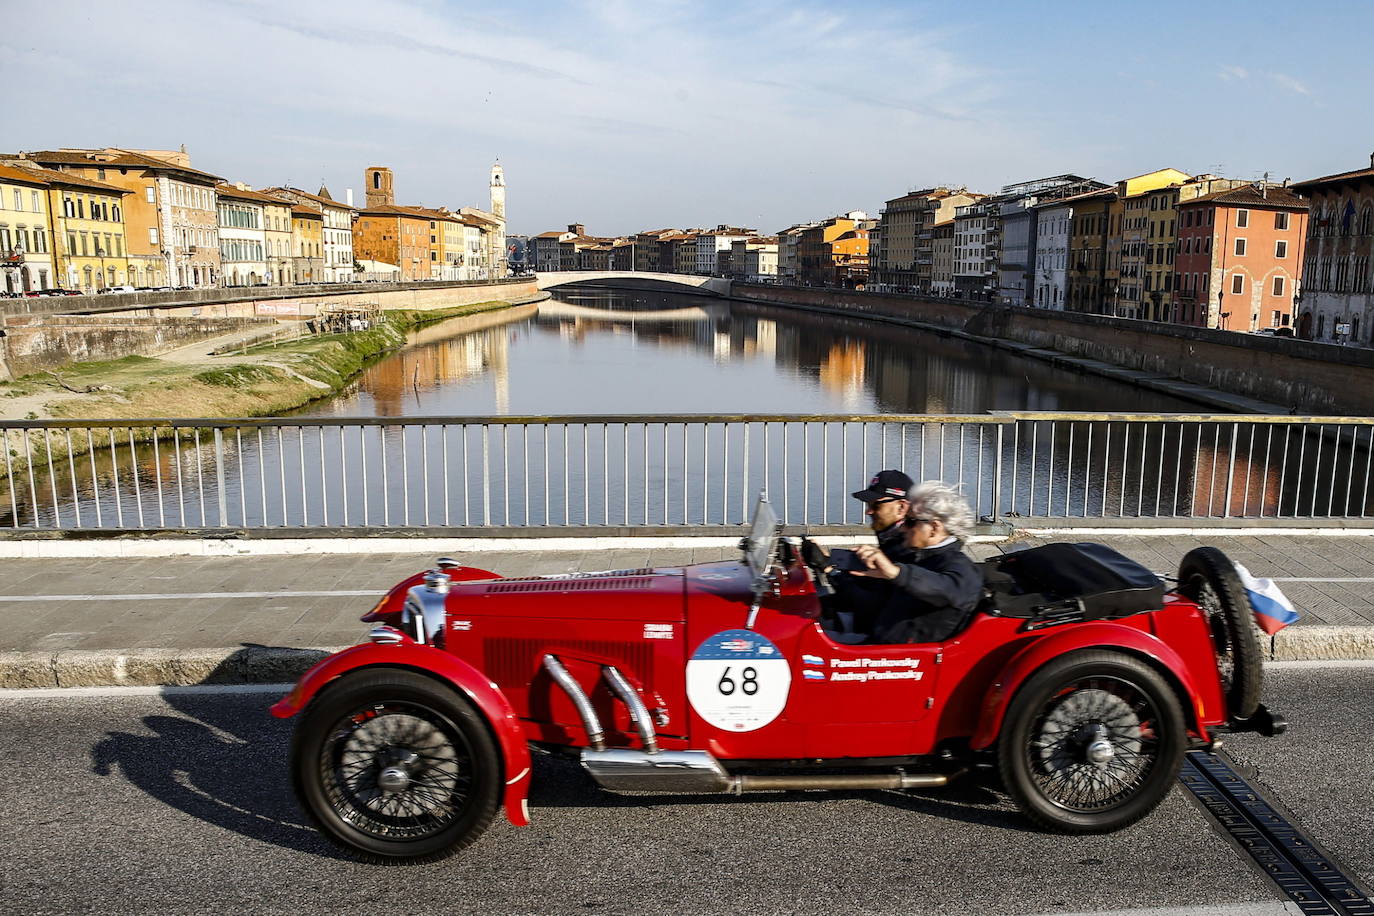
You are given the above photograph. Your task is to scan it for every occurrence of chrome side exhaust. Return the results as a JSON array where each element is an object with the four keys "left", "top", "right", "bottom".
[{"left": 541, "top": 655, "right": 606, "bottom": 751}]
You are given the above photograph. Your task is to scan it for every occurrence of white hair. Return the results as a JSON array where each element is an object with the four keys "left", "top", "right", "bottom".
[{"left": 907, "top": 480, "right": 975, "bottom": 539}]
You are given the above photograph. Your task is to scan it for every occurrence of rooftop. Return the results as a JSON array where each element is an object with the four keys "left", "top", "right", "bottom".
[
  {"left": 0, "top": 160, "right": 129, "bottom": 194},
  {"left": 1178, "top": 184, "right": 1309, "bottom": 209},
  {"left": 17, "top": 148, "right": 223, "bottom": 183}
]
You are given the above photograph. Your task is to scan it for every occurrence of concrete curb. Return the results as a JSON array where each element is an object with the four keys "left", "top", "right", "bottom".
[
  {"left": 0, "top": 645, "right": 344, "bottom": 689},
  {"left": 0, "top": 626, "right": 1371, "bottom": 688}
]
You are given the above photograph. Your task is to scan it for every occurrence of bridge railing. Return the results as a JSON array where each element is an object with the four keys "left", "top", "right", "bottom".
[{"left": 1, "top": 413, "right": 1371, "bottom": 531}]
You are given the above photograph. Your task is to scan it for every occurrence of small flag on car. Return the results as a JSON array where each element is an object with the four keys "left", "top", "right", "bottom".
[{"left": 1234, "top": 564, "right": 1300, "bottom": 634}]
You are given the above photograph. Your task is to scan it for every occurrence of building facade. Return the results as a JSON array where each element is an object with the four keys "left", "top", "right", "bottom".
[
  {"left": 353, "top": 205, "right": 430, "bottom": 280},
  {"left": 1033, "top": 201, "right": 1073, "bottom": 309},
  {"left": 14, "top": 148, "right": 225, "bottom": 288},
  {"left": 0, "top": 164, "right": 55, "bottom": 292},
  {"left": 1064, "top": 188, "right": 1116, "bottom": 313},
  {"left": 291, "top": 206, "right": 324, "bottom": 284},
  {"left": 1175, "top": 184, "right": 1308, "bottom": 332},
  {"left": 1291, "top": 159, "right": 1374, "bottom": 344},
  {"left": 215, "top": 184, "right": 270, "bottom": 286},
  {"left": 953, "top": 199, "right": 996, "bottom": 299}
]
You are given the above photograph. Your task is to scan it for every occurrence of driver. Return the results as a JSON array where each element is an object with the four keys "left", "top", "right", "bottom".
[
  {"left": 806, "top": 469, "right": 915, "bottom": 641},
  {"left": 849, "top": 481, "right": 983, "bottom": 644}
]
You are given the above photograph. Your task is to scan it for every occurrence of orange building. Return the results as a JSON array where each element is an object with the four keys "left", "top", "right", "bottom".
[
  {"left": 1175, "top": 185, "right": 1309, "bottom": 331},
  {"left": 353, "top": 205, "right": 432, "bottom": 280},
  {"left": 798, "top": 215, "right": 870, "bottom": 288}
]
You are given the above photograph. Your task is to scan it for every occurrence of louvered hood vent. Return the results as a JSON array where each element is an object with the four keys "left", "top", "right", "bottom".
[{"left": 484, "top": 569, "right": 661, "bottom": 594}]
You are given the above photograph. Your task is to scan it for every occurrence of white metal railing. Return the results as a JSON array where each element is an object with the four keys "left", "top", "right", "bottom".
[{"left": 1, "top": 414, "right": 1371, "bottom": 531}]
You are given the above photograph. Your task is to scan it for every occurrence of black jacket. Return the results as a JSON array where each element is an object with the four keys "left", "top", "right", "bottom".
[
  {"left": 876, "top": 521, "right": 917, "bottom": 565},
  {"left": 870, "top": 539, "right": 983, "bottom": 644}
]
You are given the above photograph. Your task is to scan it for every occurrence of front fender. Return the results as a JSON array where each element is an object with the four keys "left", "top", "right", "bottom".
[
  {"left": 271, "top": 643, "right": 533, "bottom": 828},
  {"left": 968, "top": 623, "right": 1209, "bottom": 751}
]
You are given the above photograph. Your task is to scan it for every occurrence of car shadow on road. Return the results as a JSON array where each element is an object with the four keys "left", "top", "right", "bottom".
[{"left": 89, "top": 647, "right": 347, "bottom": 861}]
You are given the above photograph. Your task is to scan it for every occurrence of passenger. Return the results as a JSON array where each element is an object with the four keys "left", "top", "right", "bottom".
[{"left": 849, "top": 481, "right": 984, "bottom": 644}]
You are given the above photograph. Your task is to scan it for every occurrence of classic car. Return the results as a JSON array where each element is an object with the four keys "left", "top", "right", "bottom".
[{"left": 272, "top": 493, "right": 1283, "bottom": 863}]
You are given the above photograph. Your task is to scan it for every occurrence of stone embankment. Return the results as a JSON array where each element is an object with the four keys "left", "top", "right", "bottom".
[
  {"left": 0, "top": 277, "right": 539, "bottom": 381},
  {"left": 0, "top": 287, "right": 544, "bottom": 479},
  {"left": 729, "top": 283, "right": 1374, "bottom": 416}
]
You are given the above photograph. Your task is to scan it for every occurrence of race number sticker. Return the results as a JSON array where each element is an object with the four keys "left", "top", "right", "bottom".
[{"left": 686, "top": 629, "right": 791, "bottom": 732}]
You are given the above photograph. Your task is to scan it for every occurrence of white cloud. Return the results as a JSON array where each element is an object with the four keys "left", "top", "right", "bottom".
[
  {"left": 1268, "top": 72, "right": 1312, "bottom": 96},
  {"left": 1218, "top": 65, "right": 1249, "bottom": 81}
]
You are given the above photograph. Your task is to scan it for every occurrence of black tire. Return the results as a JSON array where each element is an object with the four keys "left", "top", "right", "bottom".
[
  {"left": 999, "top": 650, "right": 1186, "bottom": 834},
  {"left": 1177, "top": 546, "right": 1264, "bottom": 720},
  {"left": 290, "top": 668, "right": 501, "bottom": 864}
]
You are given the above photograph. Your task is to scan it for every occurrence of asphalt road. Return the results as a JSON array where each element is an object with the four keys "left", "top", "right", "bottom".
[{"left": 2, "top": 664, "right": 1371, "bottom": 916}]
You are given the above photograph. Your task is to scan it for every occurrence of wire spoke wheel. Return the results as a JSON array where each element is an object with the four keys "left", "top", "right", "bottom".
[
  {"left": 322, "top": 702, "right": 472, "bottom": 841},
  {"left": 1178, "top": 547, "right": 1263, "bottom": 720},
  {"left": 291, "top": 669, "right": 501, "bottom": 863},
  {"left": 1028, "top": 679, "right": 1158, "bottom": 812},
  {"left": 1000, "top": 651, "right": 1185, "bottom": 833}
]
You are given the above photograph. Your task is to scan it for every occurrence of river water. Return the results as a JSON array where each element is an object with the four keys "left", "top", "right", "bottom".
[{"left": 298, "top": 287, "right": 1200, "bottom": 418}]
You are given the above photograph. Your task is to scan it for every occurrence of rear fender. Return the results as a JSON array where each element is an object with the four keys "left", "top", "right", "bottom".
[
  {"left": 968, "top": 623, "right": 1209, "bottom": 751},
  {"left": 271, "top": 642, "right": 532, "bottom": 827}
]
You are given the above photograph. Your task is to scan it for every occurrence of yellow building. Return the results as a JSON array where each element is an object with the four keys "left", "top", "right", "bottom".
[
  {"left": 1113, "top": 168, "right": 1192, "bottom": 317},
  {"left": 291, "top": 205, "right": 324, "bottom": 284},
  {"left": 0, "top": 163, "right": 56, "bottom": 292},
  {"left": 8, "top": 163, "right": 132, "bottom": 292},
  {"left": 261, "top": 195, "right": 294, "bottom": 285}
]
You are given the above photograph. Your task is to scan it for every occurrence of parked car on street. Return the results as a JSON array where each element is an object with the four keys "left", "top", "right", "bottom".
[
  {"left": 274, "top": 493, "right": 1285, "bottom": 863},
  {"left": 97, "top": 285, "right": 136, "bottom": 294}
]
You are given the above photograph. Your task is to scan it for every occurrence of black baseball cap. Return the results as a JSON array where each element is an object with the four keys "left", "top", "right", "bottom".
[{"left": 851, "top": 469, "right": 914, "bottom": 503}]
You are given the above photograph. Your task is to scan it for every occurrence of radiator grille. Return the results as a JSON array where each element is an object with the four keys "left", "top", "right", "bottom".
[{"left": 484, "top": 638, "right": 657, "bottom": 687}]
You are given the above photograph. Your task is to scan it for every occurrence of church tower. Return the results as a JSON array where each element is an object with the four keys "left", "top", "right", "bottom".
[
  {"left": 489, "top": 162, "right": 505, "bottom": 222},
  {"left": 364, "top": 166, "right": 394, "bottom": 208},
  {"left": 489, "top": 162, "right": 507, "bottom": 275}
]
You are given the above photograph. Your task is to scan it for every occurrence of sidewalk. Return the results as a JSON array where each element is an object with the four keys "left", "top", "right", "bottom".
[{"left": 1, "top": 531, "right": 1371, "bottom": 687}]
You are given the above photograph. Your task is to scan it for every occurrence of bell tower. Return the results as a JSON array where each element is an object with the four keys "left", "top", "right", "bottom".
[
  {"left": 364, "top": 166, "right": 394, "bottom": 208},
  {"left": 489, "top": 162, "right": 505, "bottom": 223}
]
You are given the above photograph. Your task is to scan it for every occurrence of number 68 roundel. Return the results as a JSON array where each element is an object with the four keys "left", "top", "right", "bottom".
[{"left": 685, "top": 629, "right": 792, "bottom": 732}]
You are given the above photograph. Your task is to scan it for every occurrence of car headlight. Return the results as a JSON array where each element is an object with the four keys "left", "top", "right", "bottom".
[{"left": 399, "top": 570, "right": 451, "bottom": 647}]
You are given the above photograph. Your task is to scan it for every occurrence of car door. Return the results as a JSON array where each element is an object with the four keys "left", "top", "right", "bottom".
[{"left": 785, "top": 622, "right": 943, "bottom": 757}]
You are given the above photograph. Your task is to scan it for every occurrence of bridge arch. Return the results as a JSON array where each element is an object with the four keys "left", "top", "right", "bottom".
[{"left": 534, "top": 271, "right": 731, "bottom": 296}]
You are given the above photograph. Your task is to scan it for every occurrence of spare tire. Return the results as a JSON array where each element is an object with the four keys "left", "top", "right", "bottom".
[{"left": 1177, "top": 547, "right": 1263, "bottom": 720}]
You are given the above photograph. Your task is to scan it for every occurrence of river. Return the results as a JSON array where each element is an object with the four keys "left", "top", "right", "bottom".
[{"left": 297, "top": 287, "right": 1202, "bottom": 418}]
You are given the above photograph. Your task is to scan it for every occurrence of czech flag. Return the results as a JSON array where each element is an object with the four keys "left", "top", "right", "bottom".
[{"left": 1234, "top": 564, "right": 1300, "bottom": 635}]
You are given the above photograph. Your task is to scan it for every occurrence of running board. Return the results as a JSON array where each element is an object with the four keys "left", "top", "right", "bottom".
[{"left": 581, "top": 748, "right": 963, "bottom": 794}]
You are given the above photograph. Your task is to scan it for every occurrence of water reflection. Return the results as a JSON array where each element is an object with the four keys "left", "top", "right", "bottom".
[{"left": 304, "top": 288, "right": 1202, "bottom": 419}]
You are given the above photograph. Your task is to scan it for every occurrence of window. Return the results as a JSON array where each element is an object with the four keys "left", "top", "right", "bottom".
[
  {"left": 146, "top": 186, "right": 155, "bottom": 203},
  {"left": 1274, "top": 240, "right": 1288, "bottom": 258},
  {"left": 1234, "top": 238, "right": 1246, "bottom": 256},
  {"left": 1275, "top": 211, "right": 1290, "bottom": 230},
  {"left": 1272, "top": 276, "right": 1285, "bottom": 296},
  {"left": 1236, "top": 209, "right": 1249, "bottom": 228},
  {"left": 30, "top": 190, "right": 39, "bottom": 211},
  {"left": 1232, "top": 274, "right": 1244, "bottom": 294},
  {"left": 13, "top": 189, "right": 22, "bottom": 211}
]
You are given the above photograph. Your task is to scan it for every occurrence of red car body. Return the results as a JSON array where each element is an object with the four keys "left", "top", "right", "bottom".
[{"left": 273, "top": 521, "right": 1267, "bottom": 863}]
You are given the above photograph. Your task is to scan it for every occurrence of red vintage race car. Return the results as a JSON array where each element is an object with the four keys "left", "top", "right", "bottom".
[{"left": 272, "top": 494, "right": 1284, "bottom": 863}]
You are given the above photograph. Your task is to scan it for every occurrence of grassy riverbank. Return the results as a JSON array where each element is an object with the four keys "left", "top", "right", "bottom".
[{"left": 0, "top": 299, "right": 521, "bottom": 479}]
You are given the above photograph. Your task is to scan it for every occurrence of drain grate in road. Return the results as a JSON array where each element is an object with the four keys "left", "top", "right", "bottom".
[{"left": 1180, "top": 750, "right": 1374, "bottom": 916}]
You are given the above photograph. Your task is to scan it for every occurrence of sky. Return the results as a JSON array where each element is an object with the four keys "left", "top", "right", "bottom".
[{"left": 5, "top": 0, "right": 1372, "bottom": 236}]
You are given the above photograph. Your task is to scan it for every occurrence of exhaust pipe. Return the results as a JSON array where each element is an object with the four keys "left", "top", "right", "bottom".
[
  {"left": 729, "top": 770, "right": 962, "bottom": 792},
  {"left": 601, "top": 665, "right": 658, "bottom": 754},
  {"left": 542, "top": 655, "right": 605, "bottom": 751}
]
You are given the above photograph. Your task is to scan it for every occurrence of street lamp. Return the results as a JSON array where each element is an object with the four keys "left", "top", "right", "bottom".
[{"left": 95, "top": 244, "right": 107, "bottom": 292}]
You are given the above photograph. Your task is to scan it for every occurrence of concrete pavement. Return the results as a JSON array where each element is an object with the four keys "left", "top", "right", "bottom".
[{"left": 1, "top": 531, "right": 1372, "bottom": 687}]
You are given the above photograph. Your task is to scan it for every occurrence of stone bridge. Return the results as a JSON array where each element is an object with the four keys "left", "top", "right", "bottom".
[{"left": 535, "top": 271, "right": 732, "bottom": 296}]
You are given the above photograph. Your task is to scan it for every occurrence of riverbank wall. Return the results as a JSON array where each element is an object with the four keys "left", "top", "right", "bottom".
[
  {"left": 0, "top": 278, "right": 540, "bottom": 382},
  {"left": 729, "top": 284, "right": 1374, "bottom": 416}
]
